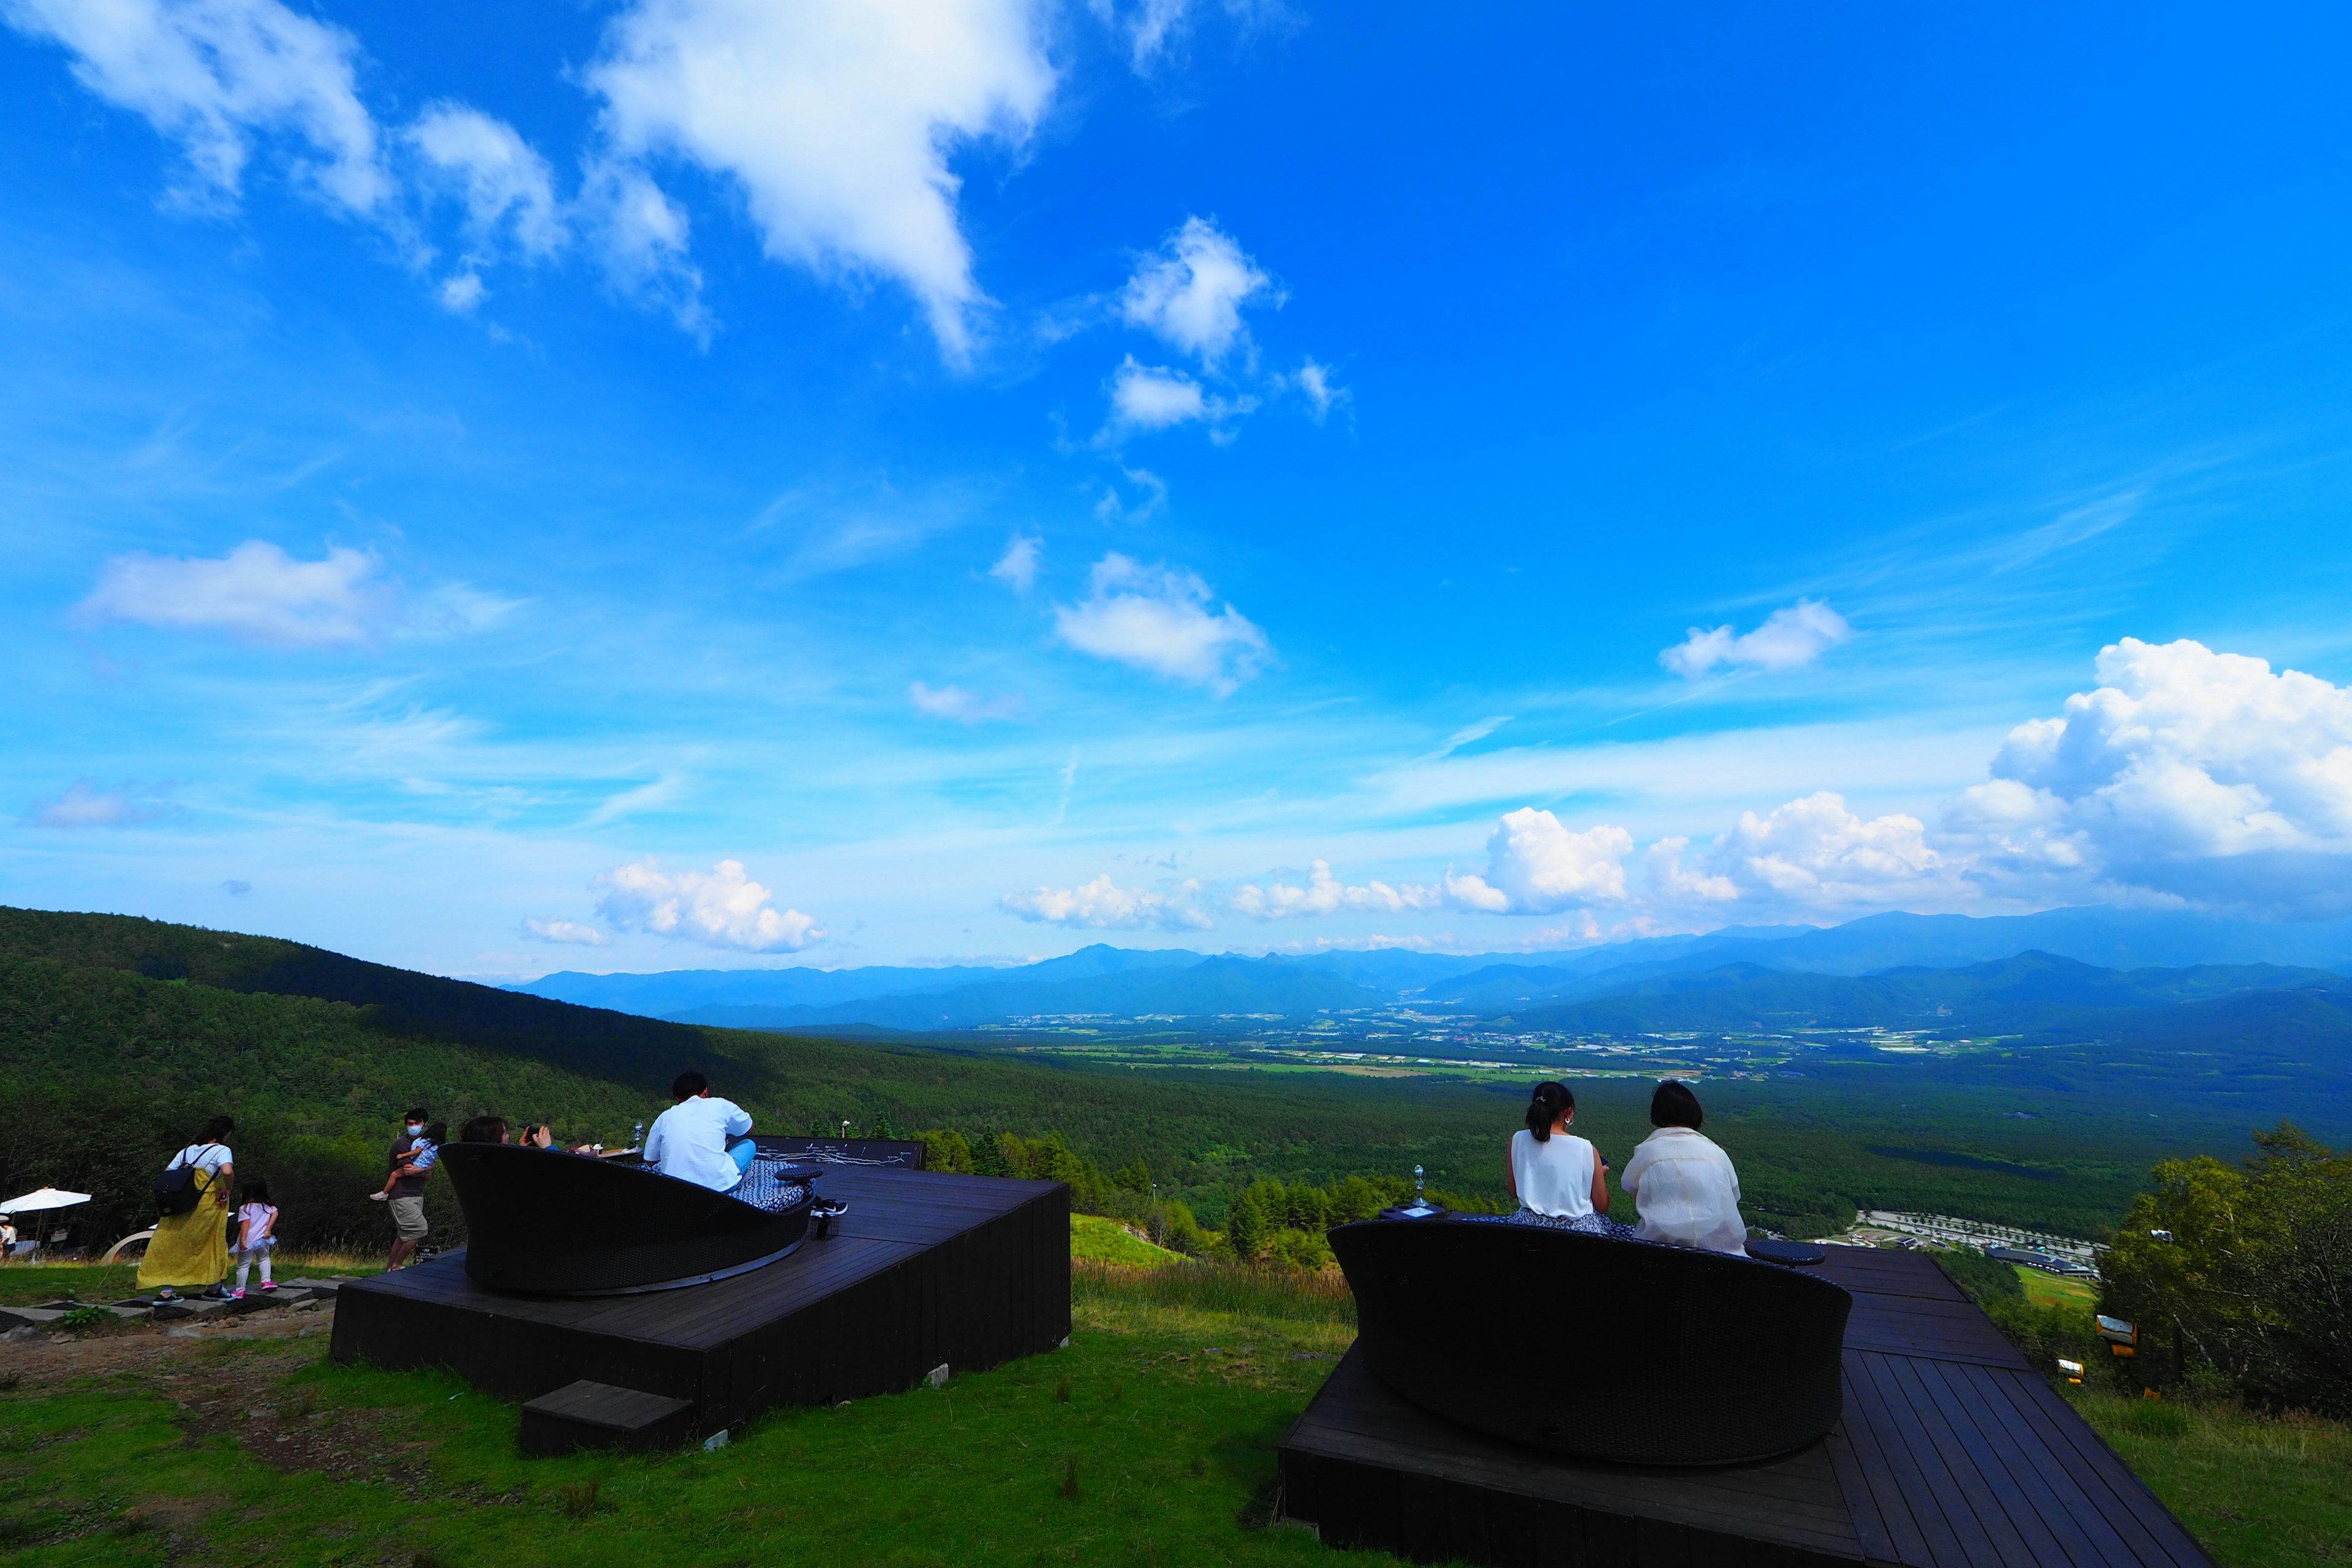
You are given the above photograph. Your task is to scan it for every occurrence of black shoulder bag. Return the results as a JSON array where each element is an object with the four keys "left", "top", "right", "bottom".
[{"left": 152, "top": 1144, "right": 220, "bottom": 1218}]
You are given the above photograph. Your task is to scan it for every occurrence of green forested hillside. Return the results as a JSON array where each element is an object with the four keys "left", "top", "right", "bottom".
[{"left": 0, "top": 908, "right": 2245, "bottom": 1253}]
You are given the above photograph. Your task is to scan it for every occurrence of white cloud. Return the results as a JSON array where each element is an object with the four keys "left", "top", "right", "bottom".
[
  {"left": 1290, "top": 357, "right": 1346, "bottom": 423},
  {"left": 77, "top": 540, "right": 396, "bottom": 647},
  {"left": 2, "top": 0, "right": 389, "bottom": 217},
  {"left": 1118, "top": 216, "right": 1276, "bottom": 366},
  {"left": 586, "top": 0, "right": 1055, "bottom": 360},
  {"left": 1441, "top": 809, "right": 1635, "bottom": 914},
  {"left": 437, "top": 271, "right": 487, "bottom": 312},
  {"left": 1105, "top": 356, "right": 1234, "bottom": 432},
  {"left": 998, "top": 873, "right": 1212, "bottom": 930},
  {"left": 1662, "top": 598, "right": 1852, "bottom": 679},
  {"left": 581, "top": 772, "right": 687, "bottom": 828},
  {"left": 409, "top": 101, "right": 565, "bottom": 260},
  {"left": 1692, "top": 791, "right": 1948, "bottom": 909},
  {"left": 989, "top": 534, "right": 1041, "bottom": 592},
  {"left": 579, "top": 157, "right": 709, "bottom": 337},
  {"left": 27, "top": 779, "right": 177, "bottom": 829},
  {"left": 1052, "top": 552, "right": 1270, "bottom": 695},
  {"left": 1093, "top": 465, "right": 1168, "bottom": 524},
  {"left": 521, "top": 917, "right": 611, "bottom": 947},
  {"left": 910, "top": 682, "right": 1022, "bottom": 723},
  {"left": 1948, "top": 638, "right": 2352, "bottom": 915},
  {"left": 592, "top": 857, "right": 825, "bottom": 951},
  {"left": 1231, "top": 859, "right": 1440, "bottom": 920},
  {"left": 1090, "top": 0, "right": 1191, "bottom": 70}
]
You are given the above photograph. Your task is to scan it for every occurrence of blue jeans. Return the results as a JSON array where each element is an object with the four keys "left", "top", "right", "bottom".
[{"left": 729, "top": 1140, "right": 758, "bottom": 1178}]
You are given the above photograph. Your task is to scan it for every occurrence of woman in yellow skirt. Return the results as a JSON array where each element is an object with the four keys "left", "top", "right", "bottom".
[{"left": 137, "top": 1116, "right": 236, "bottom": 1301}]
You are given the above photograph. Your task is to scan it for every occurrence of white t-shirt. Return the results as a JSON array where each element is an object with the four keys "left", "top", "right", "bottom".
[
  {"left": 1620, "top": 1127, "right": 1747, "bottom": 1254},
  {"left": 170, "top": 1143, "right": 233, "bottom": 1178},
  {"left": 1510, "top": 1128, "right": 1599, "bottom": 1218},
  {"left": 643, "top": 1096, "right": 754, "bottom": 1192},
  {"left": 237, "top": 1203, "right": 277, "bottom": 1248}
]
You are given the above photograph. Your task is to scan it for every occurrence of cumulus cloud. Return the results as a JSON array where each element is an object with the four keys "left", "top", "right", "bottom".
[
  {"left": 1662, "top": 598, "right": 1852, "bottom": 679},
  {"left": 1231, "top": 860, "right": 1440, "bottom": 921},
  {"left": 999, "top": 873, "right": 1212, "bottom": 930},
  {"left": 27, "top": 779, "right": 178, "bottom": 829},
  {"left": 989, "top": 534, "right": 1041, "bottom": 592},
  {"left": 592, "top": 858, "right": 824, "bottom": 951},
  {"left": 1052, "top": 552, "right": 1270, "bottom": 695},
  {"left": 1948, "top": 638, "right": 2352, "bottom": 915},
  {"left": 77, "top": 540, "right": 397, "bottom": 646},
  {"left": 1441, "top": 809, "right": 1635, "bottom": 914},
  {"left": 910, "top": 681, "right": 1022, "bottom": 723},
  {"left": 1118, "top": 216, "right": 1276, "bottom": 366},
  {"left": 2, "top": 0, "right": 390, "bottom": 217},
  {"left": 1691, "top": 791, "right": 1948, "bottom": 909},
  {"left": 586, "top": 0, "right": 1055, "bottom": 360},
  {"left": 521, "top": 917, "right": 611, "bottom": 947}
]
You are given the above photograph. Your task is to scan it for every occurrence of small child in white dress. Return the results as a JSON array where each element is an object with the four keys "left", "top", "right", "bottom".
[{"left": 231, "top": 1181, "right": 279, "bottom": 1298}]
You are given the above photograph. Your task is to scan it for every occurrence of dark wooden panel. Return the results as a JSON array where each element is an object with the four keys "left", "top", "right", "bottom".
[{"left": 333, "top": 1168, "right": 1069, "bottom": 1442}]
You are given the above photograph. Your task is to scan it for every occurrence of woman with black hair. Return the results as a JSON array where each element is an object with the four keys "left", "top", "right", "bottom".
[
  {"left": 1619, "top": 1080, "right": 1747, "bottom": 1254},
  {"left": 138, "top": 1115, "right": 236, "bottom": 1300},
  {"left": 1503, "top": 1081, "right": 1629, "bottom": 1235}
]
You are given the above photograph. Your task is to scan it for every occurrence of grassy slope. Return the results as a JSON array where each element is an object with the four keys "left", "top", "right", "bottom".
[
  {"left": 0, "top": 1276, "right": 1370, "bottom": 1568},
  {"left": 1071, "top": 1215, "right": 1188, "bottom": 1267}
]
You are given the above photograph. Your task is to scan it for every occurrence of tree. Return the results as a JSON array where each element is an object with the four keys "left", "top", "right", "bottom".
[
  {"left": 1113, "top": 1159, "right": 1153, "bottom": 1195},
  {"left": 2102, "top": 1123, "right": 2352, "bottom": 1415},
  {"left": 1226, "top": 1185, "right": 1274, "bottom": 1262}
]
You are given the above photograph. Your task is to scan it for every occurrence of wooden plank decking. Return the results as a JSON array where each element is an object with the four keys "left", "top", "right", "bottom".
[
  {"left": 1279, "top": 1245, "right": 2213, "bottom": 1568},
  {"left": 331, "top": 1167, "right": 1069, "bottom": 1442}
]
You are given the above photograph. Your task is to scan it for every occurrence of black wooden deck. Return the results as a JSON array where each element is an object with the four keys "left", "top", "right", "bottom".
[
  {"left": 1279, "top": 1245, "right": 2214, "bottom": 1568},
  {"left": 331, "top": 1167, "right": 1068, "bottom": 1442}
]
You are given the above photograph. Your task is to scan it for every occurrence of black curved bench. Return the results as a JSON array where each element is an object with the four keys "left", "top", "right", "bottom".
[
  {"left": 439, "top": 1142, "right": 823, "bottom": 1296},
  {"left": 1330, "top": 1217, "right": 1852, "bottom": 1466}
]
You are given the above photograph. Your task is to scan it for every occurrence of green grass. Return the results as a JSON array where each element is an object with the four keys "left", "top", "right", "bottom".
[
  {"left": 2013, "top": 1264, "right": 2097, "bottom": 1312},
  {"left": 0, "top": 1272, "right": 1373, "bottom": 1568},
  {"left": 1070, "top": 1214, "right": 1189, "bottom": 1267},
  {"left": 2069, "top": 1388, "right": 2352, "bottom": 1567},
  {"left": 2, "top": 1254, "right": 2344, "bottom": 1567}
]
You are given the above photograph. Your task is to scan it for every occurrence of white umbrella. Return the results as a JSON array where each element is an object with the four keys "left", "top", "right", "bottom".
[{"left": 0, "top": 1188, "right": 91, "bottom": 1214}]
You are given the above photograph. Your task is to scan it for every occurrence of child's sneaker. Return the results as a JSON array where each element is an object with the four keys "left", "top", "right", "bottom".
[
  {"left": 228, "top": 1288, "right": 245, "bottom": 1300},
  {"left": 259, "top": 1281, "right": 277, "bottom": 1292},
  {"left": 368, "top": 1192, "right": 387, "bottom": 1202}
]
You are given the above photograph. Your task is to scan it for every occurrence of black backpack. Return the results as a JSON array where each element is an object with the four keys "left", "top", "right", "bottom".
[{"left": 152, "top": 1145, "right": 221, "bottom": 1217}]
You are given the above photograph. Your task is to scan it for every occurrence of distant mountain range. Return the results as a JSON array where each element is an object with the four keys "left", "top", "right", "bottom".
[{"left": 511, "top": 906, "right": 2352, "bottom": 1039}]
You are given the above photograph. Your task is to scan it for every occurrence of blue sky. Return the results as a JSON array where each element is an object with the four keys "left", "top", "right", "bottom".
[{"left": 7, "top": 2, "right": 2352, "bottom": 976}]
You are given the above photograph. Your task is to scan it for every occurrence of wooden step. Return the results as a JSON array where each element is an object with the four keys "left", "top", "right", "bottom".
[{"left": 519, "top": 1379, "right": 698, "bottom": 1457}]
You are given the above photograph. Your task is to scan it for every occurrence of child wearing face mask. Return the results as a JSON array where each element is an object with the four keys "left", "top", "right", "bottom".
[{"left": 376, "top": 1109, "right": 440, "bottom": 1270}]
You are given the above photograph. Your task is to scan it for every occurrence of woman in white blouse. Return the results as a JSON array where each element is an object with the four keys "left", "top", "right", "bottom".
[
  {"left": 1504, "top": 1081, "right": 1622, "bottom": 1233},
  {"left": 1619, "top": 1080, "right": 1747, "bottom": 1254}
]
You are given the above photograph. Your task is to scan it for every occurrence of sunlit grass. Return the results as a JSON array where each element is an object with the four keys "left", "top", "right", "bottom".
[{"left": 2068, "top": 1386, "right": 2352, "bottom": 1568}]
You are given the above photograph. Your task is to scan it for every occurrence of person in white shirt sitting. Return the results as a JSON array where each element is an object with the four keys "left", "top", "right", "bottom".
[
  {"left": 1619, "top": 1080, "right": 1748, "bottom": 1254},
  {"left": 642, "top": 1071, "right": 757, "bottom": 1193},
  {"left": 1504, "top": 1081, "right": 1633, "bottom": 1236}
]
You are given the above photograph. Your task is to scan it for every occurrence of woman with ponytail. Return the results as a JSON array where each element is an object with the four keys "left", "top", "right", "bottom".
[{"left": 1503, "top": 1081, "right": 1627, "bottom": 1235}]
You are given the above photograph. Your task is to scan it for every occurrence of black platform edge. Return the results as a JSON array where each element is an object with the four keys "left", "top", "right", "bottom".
[
  {"left": 330, "top": 1166, "right": 1071, "bottom": 1447},
  {"left": 520, "top": 1379, "right": 696, "bottom": 1457}
]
